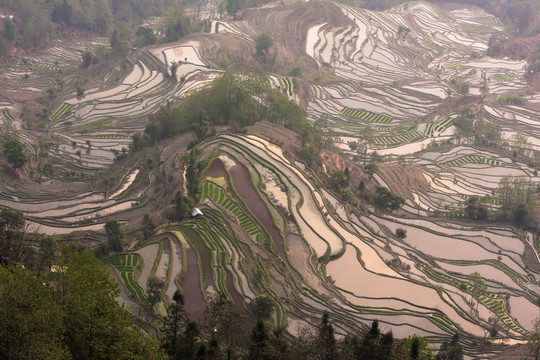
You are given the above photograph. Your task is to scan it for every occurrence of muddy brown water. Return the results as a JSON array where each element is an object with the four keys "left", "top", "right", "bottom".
[
  {"left": 228, "top": 161, "right": 286, "bottom": 260},
  {"left": 181, "top": 246, "right": 206, "bottom": 324},
  {"left": 203, "top": 158, "right": 229, "bottom": 180}
]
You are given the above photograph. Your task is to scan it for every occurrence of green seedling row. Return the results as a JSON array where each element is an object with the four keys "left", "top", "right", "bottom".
[
  {"left": 341, "top": 107, "right": 393, "bottom": 124},
  {"left": 51, "top": 103, "right": 73, "bottom": 122}
]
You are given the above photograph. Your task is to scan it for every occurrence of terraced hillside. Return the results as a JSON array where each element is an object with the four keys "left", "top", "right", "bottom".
[{"left": 1, "top": 0, "right": 540, "bottom": 358}]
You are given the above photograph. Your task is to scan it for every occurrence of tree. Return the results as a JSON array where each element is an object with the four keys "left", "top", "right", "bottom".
[
  {"left": 0, "top": 264, "right": 68, "bottom": 360},
  {"left": 142, "top": 212, "right": 155, "bottom": 239},
  {"left": 255, "top": 34, "right": 273, "bottom": 56},
  {"left": 318, "top": 312, "right": 336, "bottom": 360},
  {"left": 81, "top": 51, "right": 97, "bottom": 68},
  {"left": 436, "top": 334, "right": 463, "bottom": 360},
  {"left": 394, "top": 335, "right": 434, "bottom": 360},
  {"left": 135, "top": 26, "right": 156, "bottom": 47},
  {"left": 110, "top": 21, "right": 131, "bottom": 54},
  {"left": 38, "top": 235, "right": 56, "bottom": 271},
  {"left": 105, "top": 220, "right": 124, "bottom": 253},
  {"left": 374, "top": 186, "right": 405, "bottom": 212},
  {"left": 165, "top": 6, "right": 191, "bottom": 42},
  {"left": 206, "top": 292, "right": 247, "bottom": 360},
  {"left": 226, "top": 0, "right": 247, "bottom": 19},
  {"left": 170, "top": 61, "right": 178, "bottom": 80},
  {"left": 469, "top": 272, "right": 487, "bottom": 314},
  {"left": 248, "top": 320, "right": 271, "bottom": 360},
  {"left": 364, "top": 162, "right": 378, "bottom": 181},
  {"left": 173, "top": 191, "right": 194, "bottom": 221},
  {"left": 529, "top": 316, "right": 540, "bottom": 360},
  {"left": 248, "top": 294, "right": 275, "bottom": 321},
  {"left": 3, "top": 139, "right": 27, "bottom": 170},
  {"left": 162, "top": 290, "right": 188, "bottom": 357},
  {"left": 0, "top": 208, "right": 30, "bottom": 262},
  {"left": 3, "top": 18, "right": 16, "bottom": 43},
  {"left": 147, "top": 275, "right": 165, "bottom": 308},
  {"left": 395, "top": 228, "right": 407, "bottom": 239},
  {"left": 60, "top": 252, "right": 166, "bottom": 360}
]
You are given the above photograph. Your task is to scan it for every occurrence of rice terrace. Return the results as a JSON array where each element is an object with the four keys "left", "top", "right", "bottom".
[{"left": 1, "top": 0, "right": 540, "bottom": 359}]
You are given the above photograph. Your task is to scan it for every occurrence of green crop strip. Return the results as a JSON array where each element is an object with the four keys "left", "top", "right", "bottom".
[
  {"left": 1, "top": 109, "right": 15, "bottom": 120},
  {"left": 341, "top": 107, "right": 392, "bottom": 124}
]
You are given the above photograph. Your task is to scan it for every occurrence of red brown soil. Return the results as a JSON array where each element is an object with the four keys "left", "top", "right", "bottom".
[
  {"left": 320, "top": 149, "right": 429, "bottom": 200},
  {"left": 502, "top": 35, "right": 540, "bottom": 60},
  {"left": 376, "top": 163, "right": 430, "bottom": 200},
  {"left": 246, "top": 120, "right": 301, "bottom": 157}
]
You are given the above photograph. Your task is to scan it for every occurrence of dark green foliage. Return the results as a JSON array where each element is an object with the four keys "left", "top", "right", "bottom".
[
  {"left": 395, "top": 228, "right": 407, "bottom": 239},
  {"left": 3, "top": 18, "right": 15, "bottom": 42},
  {"left": 110, "top": 21, "right": 131, "bottom": 54},
  {"left": 374, "top": 186, "right": 405, "bottom": 212},
  {"left": 351, "top": 320, "right": 394, "bottom": 360},
  {"left": 319, "top": 312, "right": 337, "bottom": 360},
  {"left": 450, "top": 78, "right": 469, "bottom": 96},
  {"left": 436, "top": 334, "right": 463, "bottom": 360},
  {"left": 52, "top": 0, "right": 72, "bottom": 25},
  {"left": 173, "top": 191, "right": 195, "bottom": 220},
  {"left": 147, "top": 275, "right": 165, "bottom": 308},
  {"left": 135, "top": 26, "right": 156, "bottom": 47},
  {"left": 162, "top": 290, "right": 188, "bottom": 358},
  {"left": 364, "top": 162, "right": 378, "bottom": 180},
  {"left": 61, "top": 252, "right": 166, "bottom": 360},
  {"left": 105, "top": 220, "right": 124, "bottom": 253},
  {"left": 81, "top": 51, "right": 98, "bottom": 68},
  {"left": 205, "top": 292, "right": 247, "bottom": 360},
  {"left": 496, "top": 176, "right": 536, "bottom": 225},
  {"left": 248, "top": 294, "right": 275, "bottom": 321},
  {"left": 464, "top": 197, "right": 488, "bottom": 220},
  {"left": 0, "top": 207, "right": 28, "bottom": 262},
  {"left": 3, "top": 139, "right": 27, "bottom": 170},
  {"left": 142, "top": 212, "right": 156, "bottom": 239},
  {"left": 165, "top": 7, "right": 191, "bottom": 42},
  {"left": 255, "top": 33, "right": 273, "bottom": 55},
  {"left": 248, "top": 320, "right": 271, "bottom": 360},
  {"left": 0, "top": 264, "right": 69, "bottom": 360},
  {"left": 130, "top": 72, "right": 307, "bottom": 153},
  {"left": 486, "top": 33, "right": 507, "bottom": 57}
]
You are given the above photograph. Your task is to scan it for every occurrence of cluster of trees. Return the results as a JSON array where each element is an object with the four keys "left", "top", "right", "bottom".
[
  {"left": 2, "top": 138, "right": 27, "bottom": 172},
  {"left": 449, "top": 78, "right": 469, "bottom": 97},
  {"left": 0, "top": 0, "right": 184, "bottom": 56},
  {"left": 162, "top": 292, "right": 464, "bottom": 360},
  {"left": 460, "top": 176, "right": 537, "bottom": 226},
  {"left": 1, "top": 251, "right": 165, "bottom": 360},
  {"left": 224, "top": 0, "right": 273, "bottom": 19},
  {"left": 130, "top": 72, "right": 307, "bottom": 152},
  {"left": 496, "top": 176, "right": 537, "bottom": 226}
]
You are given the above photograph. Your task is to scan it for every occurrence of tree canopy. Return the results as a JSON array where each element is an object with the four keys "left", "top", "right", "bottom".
[
  {"left": 0, "top": 251, "right": 166, "bottom": 360},
  {"left": 3, "top": 139, "right": 27, "bottom": 170}
]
